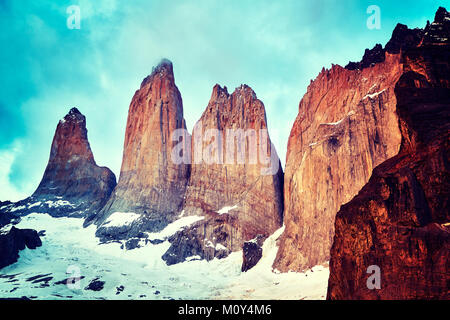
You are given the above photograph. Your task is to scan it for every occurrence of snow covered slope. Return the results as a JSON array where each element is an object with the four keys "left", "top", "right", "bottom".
[{"left": 0, "top": 214, "right": 328, "bottom": 300}]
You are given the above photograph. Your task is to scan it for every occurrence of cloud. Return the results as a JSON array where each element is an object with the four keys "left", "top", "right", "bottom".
[{"left": 0, "top": 141, "right": 33, "bottom": 202}]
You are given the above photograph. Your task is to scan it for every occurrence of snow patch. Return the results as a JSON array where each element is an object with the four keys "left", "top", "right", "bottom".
[
  {"left": 28, "top": 202, "right": 42, "bottom": 209},
  {"left": 246, "top": 236, "right": 259, "bottom": 244},
  {"left": 324, "top": 119, "right": 344, "bottom": 126},
  {"left": 186, "top": 255, "right": 202, "bottom": 262},
  {"left": 146, "top": 215, "right": 204, "bottom": 241},
  {"left": 103, "top": 212, "right": 140, "bottom": 227},
  {"left": 45, "top": 200, "right": 74, "bottom": 208},
  {"left": 321, "top": 111, "right": 354, "bottom": 126},
  {"left": 0, "top": 224, "right": 13, "bottom": 234},
  {"left": 10, "top": 205, "right": 26, "bottom": 212},
  {"left": 205, "top": 239, "right": 214, "bottom": 248},
  {"left": 215, "top": 243, "right": 228, "bottom": 251},
  {"left": 217, "top": 205, "right": 238, "bottom": 215},
  {"left": 363, "top": 89, "right": 386, "bottom": 100}
]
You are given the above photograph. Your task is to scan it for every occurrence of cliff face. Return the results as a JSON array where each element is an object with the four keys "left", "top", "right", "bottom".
[
  {"left": 274, "top": 46, "right": 407, "bottom": 272},
  {"left": 88, "top": 60, "right": 191, "bottom": 243},
  {"left": 162, "top": 84, "right": 284, "bottom": 264},
  {"left": 0, "top": 108, "right": 116, "bottom": 218},
  {"left": 327, "top": 7, "right": 450, "bottom": 300}
]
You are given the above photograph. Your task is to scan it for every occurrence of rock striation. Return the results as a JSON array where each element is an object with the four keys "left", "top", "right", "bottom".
[
  {"left": 327, "top": 7, "right": 450, "bottom": 300},
  {"left": 88, "top": 59, "right": 191, "bottom": 245},
  {"left": 162, "top": 84, "right": 284, "bottom": 264},
  {"left": 0, "top": 108, "right": 116, "bottom": 218}
]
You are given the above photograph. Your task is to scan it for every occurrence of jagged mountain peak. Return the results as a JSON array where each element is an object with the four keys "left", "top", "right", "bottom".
[
  {"left": 422, "top": 6, "right": 449, "bottom": 45},
  {"left": 345, "top": 7, "right": 447, "bottom": 70},
  {"left": 141, "top": 58, "right": 174, "bottom": 87},
  {"left": 52, "top": 108, "right": 92, "bottom": 163},
  {"left": 151, "top": 58, "right": 173, "bottom": 76},
  {"left": 232, "top": 84, "right": 257, "bottom": 98},
  {"left": 59, "top": 107, "right": 85, "bottom": 124},
  {"left": 434, "top": 6, "right": 449, "bottom": 23},
  {"left": 211, "top": 84, "right": 230, "bottom": 100},
  {"left": 68, "top": 106, "right": 82, "bottom": 115}
]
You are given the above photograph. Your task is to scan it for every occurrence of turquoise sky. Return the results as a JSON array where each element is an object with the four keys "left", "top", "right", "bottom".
[{"left": 0, "top": 0, "right": 447, "bottom": 201}]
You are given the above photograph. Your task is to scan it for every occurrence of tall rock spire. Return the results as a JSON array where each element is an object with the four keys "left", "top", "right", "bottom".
[
  {"left": 0, "top": 107, "right": 117, "bottom": 218},
  {"left": 161, "top": 84, "right": 284, "bottom": 265},
  {"left": 88, "top": 59, "right": 191, "bottom": 244}
]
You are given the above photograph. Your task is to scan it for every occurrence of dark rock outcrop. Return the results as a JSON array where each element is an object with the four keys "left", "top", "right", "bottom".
[
  {"left": 0, "top": 207, "right": 19, "bottom": 228},
  {"left": 0, "top": 226, "right": 42, "bottom": 269},
  {"left": 85, "top": 279, "right": 105, "bottom": 291},
  {"left": 384, "top": 24, "right": 423, "bottom": 54},
  {"left": 346, "top": 24, "right": 423, "bottom": 70},
  {"left": 345, "top": 43, "right": 385, "bottom": 70},
  {"left": 241, "top": 235, "right": 264, "bottom": 272},
  {"left": 0, "top": 108, "right": 117, "bottom": 218},
  {"left": 327, "top": 7, "right": 449, "bottom": 300},
  {"left": 87, "top": 59, "right": 191, "bottom": 245}
]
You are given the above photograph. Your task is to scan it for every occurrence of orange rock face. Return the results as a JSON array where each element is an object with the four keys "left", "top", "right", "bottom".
[
  {"left": 162, "top": 84, "right": 283, "bottom": 264},
  {"left": 88, "top": 60, "right": 190, "bottom": 231},
  {"left": 274, "top": 52, "right": 403, "bottom": 272},
  {"left": 327, "top": 9, "right": 450, "bottom": 299},
  {"left": 36, "top": 108, "right": 116, "bottom": 209},
  {"left": 0, "top": 108, "right": 117, "bottom": 218}
]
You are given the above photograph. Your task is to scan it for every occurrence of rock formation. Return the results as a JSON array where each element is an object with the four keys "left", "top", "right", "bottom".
[
  {"left": 88, "top": 59, "right": 191, "bottom": 245},
  {"left": 242, "top": 235, "right": 265, "bottom": 272},
  {"left": 0, "top": 108, "right": 116, "bottom": 218},
  {"left": 327, "top": 7, "right": 449, "bottom": 300},
  {"left": 273, "top": 38, "right": 413, "bottom": 272},
  {"left": 162, "top": 84, "right": 284, "bottom": 264},
  {"left": 0, "top": 206, "right": 18, "bottom": 228},
  {"left": 0, "top": 226, "right": 42, "bottom": 270}
]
